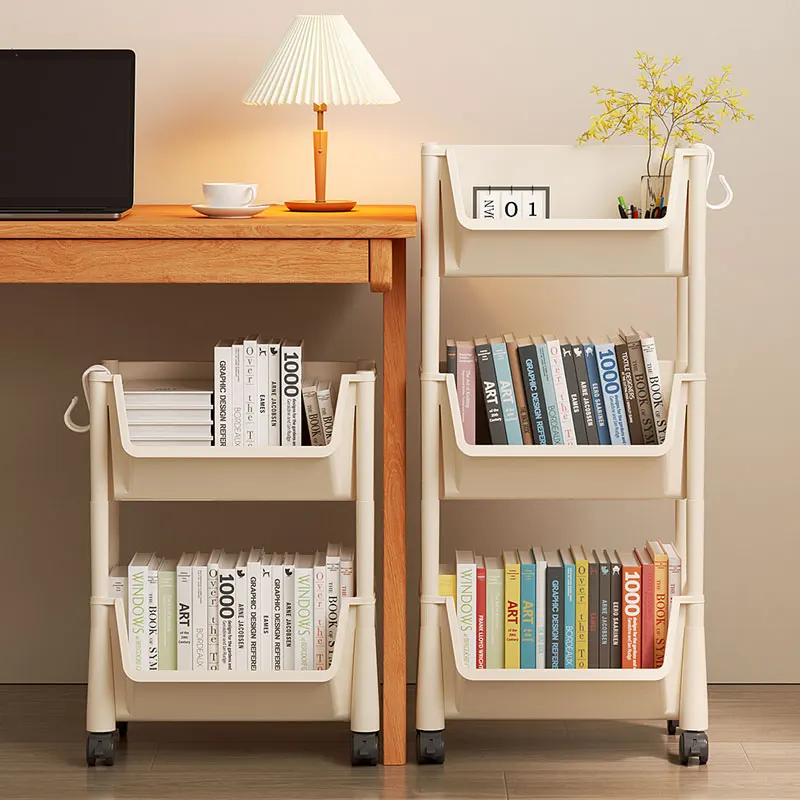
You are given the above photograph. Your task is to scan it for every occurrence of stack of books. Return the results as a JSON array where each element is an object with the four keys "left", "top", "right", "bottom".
[
  {"left": 124, "top": 378, "right": 213, "bottom": 447},
  {"left": 441, "top": 542, "right": 681, "bottom": 671},
  {"left": 446, "top": 329, "right": 666, "bottom": 446},
  {"left": 112, "top": 544, "right": 354, "bottom": 672}
]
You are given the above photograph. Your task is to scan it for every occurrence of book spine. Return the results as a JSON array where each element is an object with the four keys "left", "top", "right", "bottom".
[
  {"left": 520, "top": 563, "right": 536, "bottom": 668},
  {"left": 546, "top": 564, "right": 563, "bottom": 668},
  {"left": 267, "top": 343, "right": 281, "bottom": 445},
  {"left": 547, "top": 340, "right": 577, "bottom": 445},
  {"left": 475, "top": 342, "right": 507, "bottom": 444},
  {"left": 326, "top": 557, "right": 340, "bottom": 668},
  {"left": 610, "top": 563, "right": 622, "bottom": 669},
  {"left": 207, "top": 563, "right": 219, "bottom": 671},
  {"left": 257, "top": 343, "right": 270, "bottom": 446},
  {"left": 232, "top": 342, "right": 244, "bottom": 448},
  {"left": 622, "top": 564, "right": 642, "bottom": 669},
  {"left": 485, "top": 569, "right": 504, "bottom": 669},
  {"left": 235, "top": 565, "right": 247, "bottom": 671},
  {"left": 640, "top": 336, "right": 667, "bottom": 443},
  {"left": 536, "top": 343, "right": 563, "bottom": 444},
  {"left": 615, "top": 340, "right": 644, "bottom": 444},
  {"left": 572, "top": 344, "right": 600, "bottom": 445},
  {"left": 456, "top": 343, "right": 477, "bottom": 445},
  {"left": 314, "top": 563, "right": 327, "bottom": 670},
  {"left": 192, "top": 566, "right": 207, "bottom": 671},
  {"left": 653, "top": 558, "right": 668, "bottom": 668},
  {"left": 109, "top": 574, "right": 127, "bottom": 621},
  {"left": 584, "top": 345, "right": 611, "bottom": 445},
  {"left": 668, "top": 557, "right": 681, "bottom": 613},
  {"left": 641, "top": 561, "right": 655, "bottom": 669},
  {"left": 598, "top": 563, "right": 610, "bottom": 669},
  {"left": 457, "top": 562, "right": 477, "bottom": 669},
  {"left": 218, "top": 568, "right": 235, "bottom": 671},
  {"left": 560, "top": 344, "right": 587, "bottom": 444},
  {"left": 588, "top": 560, "right": 599, "bottom": 669},
  {"left": 492, "top": 341, "right": 524, "bottom": 445},
  {"left": 518, "top": 343, "right": 550, "bottom": 444},
  {"left": 158, "top": 570, "right": 177, "bottom": 670},
  {"left": 574, "top": 558, "right": 589, "bottom": 669},
  {"left": 596, "top": 343, "right": 631, "bottom": 444},
  {"left": 243, "top": 340, "right": 258, "bottom": 448},
  {"left": 283, "top": 563, "right": 295, "bottom": 669},
  {"left": 317, "top": 384, "right": 335, "bottom": 446},
  {"left": 302, "top": 384, "right": 325, "bottom": 446},
  {"left": 176, "top": 563, "right": 192, "bottom": 670},
  {"left": 504, "top": 561, "right": 520, "bottom": 669},
  {"left": 476, "top": 564, "right": 486, "bottom": 669},
  {"left": 535, "top": 559, "right": 547, "bottom": 669},
  {"left": 247, "top": 563, "right": 260, "bottom": 672},
  {"left": 294, "top": 567, "right": 313, "bottom": 670},
  {"left": 628, "top": 338, "right": 658, "bottom": 444},
  {"left": 147, "top": 568, "right": 159, "bottom": 671},
  {"left": 340, "top": 557, "right": 354, "bottom": 601},
  {"left": 562, "top": 562, "right": 575, "bottom": 669},
  {"left": 505, "top": 339, "right": 534, "bottom": 444},
  {"left": 128, "top": 565, "right": 148, "bottom": 671},
  {"left": 259, "top": 562, "right": 272, "bottom": 672},
  {"left": 272, "top": 568, "right": 283, "bottom": 671},
  {"left": 213, "top": 345, "right": 230, "bottom": 447},
  {"left": 446, "top": 341, "right": 456, "bottom": 375},
  {"left": 280, "top": 344, "right": 302, "bottom": 446}
]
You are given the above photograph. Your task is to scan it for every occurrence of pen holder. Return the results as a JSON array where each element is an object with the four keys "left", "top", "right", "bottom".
[{"left": 641, "top": 174, "right": 672, "bottom": 213}]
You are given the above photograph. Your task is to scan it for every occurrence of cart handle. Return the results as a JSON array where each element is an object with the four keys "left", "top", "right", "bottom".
[{"left": 64, "top": 364, "right": 112, "bottom": 434}]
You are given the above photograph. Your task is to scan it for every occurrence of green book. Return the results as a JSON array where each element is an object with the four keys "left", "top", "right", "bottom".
[
  {"left": 484, "top": 556, "right": 504, "bottom": 669},
  {"left": 158, "top": 559, "right": 178, "bottom": 670}
]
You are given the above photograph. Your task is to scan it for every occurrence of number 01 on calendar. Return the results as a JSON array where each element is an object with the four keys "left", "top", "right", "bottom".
[{"left": 473, "top": 186, "right": 551, "bottom": 222}]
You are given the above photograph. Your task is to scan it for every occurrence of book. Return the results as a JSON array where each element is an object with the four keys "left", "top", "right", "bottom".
[
  {"left": 128, "top": 553, "right": 151, "bottom": 672},
  {"left": 608, "top": 550, "right": 623, "bottom": 669},
  {"left": 517, "top": 335, "right": 550, "bottom": 444},
  {"left": 533, "top": 547, "right": 547, "bottom": 669},
  {"left": 582, "top": 341, "right": 611, "bottom": 445},
  {"left": 635, "top": 548, "right": 655, "bottom": 669},
  {"left": 280, "top": 339, "right": 303, "bottom": 446},
  {"left": 271, "top": 553, "right": 284, "bottom": 670},
  {"left": 340, "top": 545, "right": 354, "bottom": 601},
  {"left": 456, "top": 550, "right": 477, "bottom": 668},
  {"left": 294, "top": 554, "right": 314, "bottom": 671},
  {"left": 587, "top": 550, "right": 599, "bottom": 669},
  {"left": 231, "top": 338, "right": 244, "bottom": 448},
  {"left": 146, "top": 555, "right": 160, "bottom": 671},
  {"left": 108, "top": 566, "right": 127, "bottom": 622},
  {"left": 128, "top": 423, "right": 213, "bottom": 441},
  {"left": 617, "top": 551, "right": 642, "bottom": 669},
  {"left": 325, "top": 543, "right": 340, "bottom": 668},
  {"left": 560, "top": 550, "right": 576, "bottom": 669},
  {"left": 484, "top": 556, "right": 504, "bottom": 669},
  {"left": 636, "top": 330, "right": 667, "bottom": 444},
  {"left": 207, "top": 548, "right": 223, "bottom": 672},
  {"left": 446, "top": 339, "right": 457, "bottom": 376},
  {"left": 593, "top": 339, "right": 631, "bottom": 444},
  {"left": 662, "top": 541, "right": 683, "bottom": 612},
  {"left": 534, "top": 336, "right": 563, "bottom": 444},
  {"left": 570, "top": 545, "right": 589, "bottom": 669},
  {"left": 503, "top": 550, "right": 521, "bottom": 669},
  {"left": 518, "top": 549, "right": 536, "bottom": 669},
  {"left": 316, "top": 379, "right": 335, "bottom": 445},
  {"left": 213, "top": 340, "right": 233, "bottom": 447},
  {"left": 234, "top": 551, "right": 248, "bottom": 671},
  {"left": 596, "top": 550, "right": 610, "bottom": 669},
  {"left": 614, "top": 335, "right": 644, "bottom": 444},
  {"left": 157, "top": 559, "right": 177, "bottom": 670},
  {"left": 504, "top": 334, "right": 534, "bottom": 445},
  {"left": 191, "top": 553, "right": 209, "bottom": 671},
  {"left": 176, "top": 553, "right": 193, "bottom": 670},
  {"left": 625, "top": 331, "right": 658, "bottom": 444},
  {"left": 243, "top": 334, "right": 259, "bottom": 448},
  {"left": 545, "top": 550, "right": 563, "bottom": 668},
  {"left": 256, "top": 338, "right": 271, "bottom": 445},
  {"left": 545, "top": 335, "right": 577, "bottom": 445},
  {"left": 217, "top": 552, "right": 237, "bottom": 671},
  {"left": 246, "top": 548, "right": 262, "bottom": 671},
  {"left": 124, "top": 379, "right": 212, "bottom": 408},
  {"left": 302, "top": 380, "right": 326, "bottom": 446},
  {"left": 474, "top": 337, "right": 507, "bottom": 444},
  {"left": 571, "top": 341, "right": 600, "bottom": 445},
  {"left": 560, "top": 343, "right": 587, "bottom": 444},
  {"left": 647, "top": 540, "right": 669, "bottom": 668},
  {"left": 282, "top": 553, "right": 296, "bottom": 668},
  {"left": 313, "top": 551, "right": 327, "bottom": 670},
  {"left": 259, "top": 553, "right": 273, "bottom": 672},
  {"left": 266, "top": 339, "right": 281, "bottom": 445},
  {"left": 127, "top": 407, "right": 212, "bottom": 424},
  {"left": 455, "top": 341, "right": 477, "bottom": 445},
  {"left": 476, "top": 556, "right": 487, "bottom": 669},
  {"left": 490, "top": 337, "right": 524, "bottom": 444},
  {"left": 438, "top": 565, "right": 456, "bottom": 600}
]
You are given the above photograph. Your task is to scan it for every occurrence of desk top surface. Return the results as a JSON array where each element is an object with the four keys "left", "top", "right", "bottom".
[{"left": 0, "top": 204, "right": 418, "bottom": 240}]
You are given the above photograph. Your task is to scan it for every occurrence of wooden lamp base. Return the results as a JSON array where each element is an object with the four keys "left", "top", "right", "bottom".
[{"left": 284, "top": 200, "right": 357, "bottom": 212}]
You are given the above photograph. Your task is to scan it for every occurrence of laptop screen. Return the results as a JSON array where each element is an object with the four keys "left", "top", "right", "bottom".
[{"left": 0, "top": 50, "right": 135, "bottom": 211}]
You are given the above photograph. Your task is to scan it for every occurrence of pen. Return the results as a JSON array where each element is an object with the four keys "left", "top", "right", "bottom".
[{"left": 617, "top": 196, "right": 628, "bottom": 218}]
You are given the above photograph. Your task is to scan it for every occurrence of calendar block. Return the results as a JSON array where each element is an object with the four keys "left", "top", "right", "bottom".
[{"left": 473, "top": 186, "right": 550, "bottom": 221}]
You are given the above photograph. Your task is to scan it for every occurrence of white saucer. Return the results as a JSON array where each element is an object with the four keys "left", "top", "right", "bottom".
[{"left": 192, "top": 204, "right": 270, "bottom": 219}]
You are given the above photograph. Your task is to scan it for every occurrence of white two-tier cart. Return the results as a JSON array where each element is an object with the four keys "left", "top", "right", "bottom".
[
  {"left": 416, "top": 143, "right": 731, "bottom": 765},
  {"left": 67, "top": 359, "right": 380, "bottom": 766}
]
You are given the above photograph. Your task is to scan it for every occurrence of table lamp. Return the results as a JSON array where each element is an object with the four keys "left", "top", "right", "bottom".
[{"left": 243, "top": 15, "right": 400, "bottom": 212}]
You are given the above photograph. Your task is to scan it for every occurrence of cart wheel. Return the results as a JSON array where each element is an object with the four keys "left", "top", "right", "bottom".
[
  {"left": 416, "top": 729, "right": 445, "bottom": 765},
  {"left": 350, "top": 732, "right": 379, "bottom": 766},
  {"left": 117, "top": 721, "right": 128, "bottom": 739},
  {"left": 86, "top": 732, "right": 116, "bottom": 767},
  {"left": 679, "top": 730, "right": 709, "bottom": 766},
  {"left": 667, "top": 719, "right": 678, "bottom": 736}
]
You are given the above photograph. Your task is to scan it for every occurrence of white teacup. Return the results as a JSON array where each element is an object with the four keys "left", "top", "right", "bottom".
[{"left": 202, "top": 182, "right": 258, "bottom": 207}]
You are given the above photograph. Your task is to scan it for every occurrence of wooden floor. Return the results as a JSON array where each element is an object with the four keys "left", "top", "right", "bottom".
[{"left": 1, "top": 686, "right": 799, "bottom": 799}]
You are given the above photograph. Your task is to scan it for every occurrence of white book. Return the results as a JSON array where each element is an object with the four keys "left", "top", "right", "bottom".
[
  {"left": 259, "top": 554, "right": 273, "bottom": 672},
  {"left": 232, "top": 339, "right": 245, "bottom": 448},
  {"left": 282, "top": 553, "right": 296, "bottom": 668},
  {"left": 234, "top": 551, "right": 248, "bottom": 671},
  {"left": 206, "top": 548, "right": 223, "bottom": 671},
  {"left": 662, "top": 541, "right": 683, "bottom": 610},
  {"left": 191, "top": 553, "right": 209, "bottom": 671},
  {"left": 313, "top": 551, "right": 327, "bottom": 670},
  {"left": 127, "top": 553, "right": 151, "bottom": 672},
  {"left": 316, "top": 379, "right": 335, "bottom": 445},
  {"left": 146, "top": 555, "right": 161, "bottom": 671},
  {"left": 246, "top": 548, "right": 262, "bottom": 671},
  {"left": 270, "top": 553, "right": 284, "bottom": 670},
  {"left": 213, "top": 340, "right": 233, "bottom": 447},
  {"left": 294, "top": 554, "right": 314, "bottom": 671},
  {"left": 340, "top": 544, "right": 355, "bottom": 600},
  {"left": 266, "top": 339, "right": 281, "bottom": 446},
  {"left": 544, "top": 335, "right": 577, "bottom": 445},
  {"left": 176, "top": 553, "right": 194, "bottom": 670},
  {"left": 217, "top": 553, "right": 237, "bottom": 671},
  {"left": 455, "top": 550, "right": 477, "bottom": 669},
  {"left": 256, "top": 338, "right": 271, "bottom": 446},
  {"left": 325, "top": 543, "right": 341, "bottom": 667},
  {"left": 636, "top": 330, "right": 667, "bottom": 444},
  {"left": 533, "top": 546, "right": 547, "bottom": 670},
  {"left": 129, "top": 423, "right": 212, "bottom": 440},
  {"left": 127, "top": 407, "right": 212, "bottom": 424},
  {"left": 243, "top": 334, "right": 259, "bottom": 448},
  {"left": 158, "top": 559, "right": 178, "bottom": 670},
  {"left": 280, "top": 339, "right": 303, "bottom": 446},
  {"left": 124, "top": 380, "right": 212, "bottom": 409},
  {"left": 108, "top": 566, "right": 127, "bottom": 624},
  {"left": 302, "top": 380, "right": 326, "bottom": 446}
]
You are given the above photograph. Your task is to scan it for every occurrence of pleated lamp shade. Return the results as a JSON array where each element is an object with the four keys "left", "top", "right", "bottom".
[{"left": 242, "top": 15, "right": 400, "bottom": 106}]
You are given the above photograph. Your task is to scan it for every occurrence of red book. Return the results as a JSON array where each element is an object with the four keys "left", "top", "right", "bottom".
[
  {"left": 476, "top": 556, "right": 487, "bottom": 669},
  {"left": 635, "top": 548, "right": 655, "bottom": 669},
  {"left": 617, "top": 551, "right": 641, "bottom": 669}
]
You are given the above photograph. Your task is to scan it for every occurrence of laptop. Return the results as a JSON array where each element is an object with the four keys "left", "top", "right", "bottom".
[{"left": 0, "top": 50, "right": 135, "bottom": 220}]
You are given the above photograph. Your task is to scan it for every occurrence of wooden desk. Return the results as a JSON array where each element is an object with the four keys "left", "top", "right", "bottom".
[{"left": 0, "top": 204, "right": 414, "bottom": 765}]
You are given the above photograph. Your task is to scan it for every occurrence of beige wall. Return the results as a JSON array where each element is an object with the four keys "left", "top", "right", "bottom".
[{"left": 2, "top": 0, "right": 798, "bottom": 683}]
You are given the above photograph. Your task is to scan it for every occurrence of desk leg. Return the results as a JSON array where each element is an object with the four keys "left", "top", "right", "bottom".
[{"left": 382, "top": 239, "right": 407, "bottom": 765}]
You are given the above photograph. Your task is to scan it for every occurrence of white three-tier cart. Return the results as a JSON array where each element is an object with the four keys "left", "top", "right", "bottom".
[
  {"left": 66, "top": 359, "right": 380, "bottom": 766},
  {"left": 416, "top": 143, "right": 732, "bottom": 765}
]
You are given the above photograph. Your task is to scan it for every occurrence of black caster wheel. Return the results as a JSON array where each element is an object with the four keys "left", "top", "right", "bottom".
[
  {"left": 117, "top": 721, "right": 128, "bottom": 739},
  {"left": 667, "top": 719, "right": 678, "bottom": 736},
  {"left": 86, "top": 732, "right": 116, "bottom": 767},
  {"left": 679, "top": 730, "right": 709, "bottom": 766},
  {"left": 350, "top": 732, "right": 379, "bottom": 766},
  {"left": 416, "top": 729, "right": 445, "bottom": 765}
]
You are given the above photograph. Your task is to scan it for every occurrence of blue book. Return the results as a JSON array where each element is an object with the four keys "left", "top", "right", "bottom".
[
  {"left": 560, "top": 550, "right": 576, "bottom": 669},
  {"left": 593, "top": 341, "right": 631, "bottom": 445},
  {"left": 545, "top": 551, "right": 563, "bottom": 669},
  {"left": 583, "top": 342, "right": 611, "bottom": 445},
  {"left": 535, "top": 337, "right": 563, "bottom": 444},
  {"left": 518, "top": 549, "right": 536, "bottom": 669},
  {"left": 490, "top": 338, "right": 523, "bottom": 445}
]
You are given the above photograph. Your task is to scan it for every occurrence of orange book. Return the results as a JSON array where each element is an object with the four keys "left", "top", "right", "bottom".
[
  {"left": 635, "top": 548, "right": 655, "bottom": 669},
  {"left": 646, "top": 541, "right": 669, "bottom": 668},
  {"left": 616, "top": 551, "right": 641, "bottom": 669}
]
